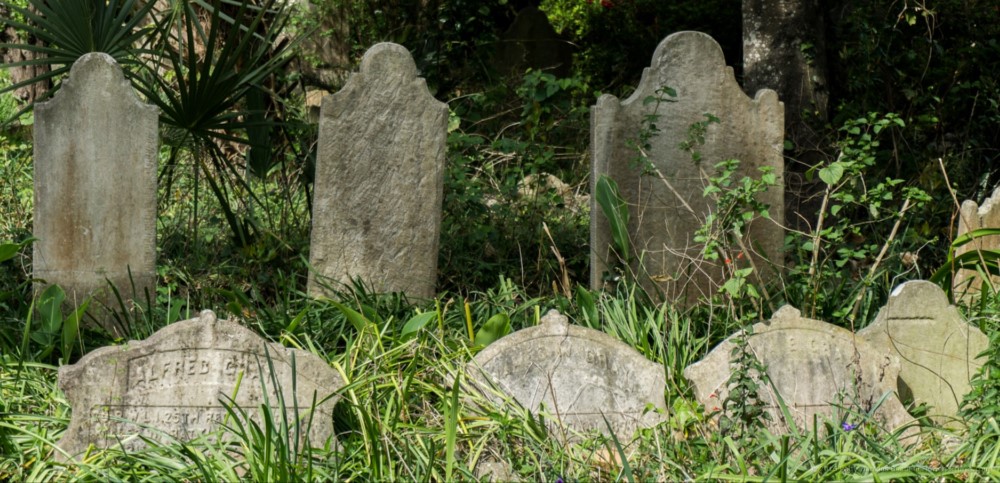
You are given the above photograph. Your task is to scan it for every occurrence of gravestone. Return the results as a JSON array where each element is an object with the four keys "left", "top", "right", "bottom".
[
  {"left": 684, "top": 306, "right": 915, "bottom": 435},
  {"left": 954, "top": 186, "right": 1000, "bottom": 299},
  {"left": 467, "top": 310, "right": 666, "bottom": 441},
  {"left": 590, "top": 31, "right": 784, "bottom": 303},
  {"left": 859, "top": 280, "right": 988, "bottom": 425},
  {"left": 308, "top": 42, "right": 448, "bottom": 299},
  {"left": 57, "top": 310, "right": 342, "bottom": 459},
  {"left": 495, "top": 6, "right": 574, "bottom": 77},
  {"left": 33, "top": 53, "right": 157, "bottom": 335}
]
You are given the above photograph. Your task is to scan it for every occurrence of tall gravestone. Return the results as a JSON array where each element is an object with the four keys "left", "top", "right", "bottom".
[
  {"left": 57, "top": 310, "right": 343, "bottom": 459},
  {"left": 591, "top": 31, "right": 784, "bottom": 303},
  {"left": 467, "top": 310, "right": 666, "bottom": 442},
  {"left": 684, "top": 306, "right": 916, "bottom": 435},
  {"left": 954, "top": 186, "right": 1000, "bottom": 299},
  {"left": 33, "top": 53, "right": 157, "bottom": 334},
  {"left": 859, "top": 280, "right": 988, "bottom": 426},
  {"left": 308, "top": 43, "right": 448, "bottom": 299}
]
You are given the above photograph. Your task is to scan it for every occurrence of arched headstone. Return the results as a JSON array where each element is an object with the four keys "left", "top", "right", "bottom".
[
  {"left": 308, "top": 43, "right": 448, "bottom": 299},
  {"left": 57, "top": 310, "right": 342, "bottom": 459},
  {"left": 591, "top": 31, "right": 784, "bottom": 303},
  {"left": 33, "top": 53, "right": 158, "bottom": 334}
]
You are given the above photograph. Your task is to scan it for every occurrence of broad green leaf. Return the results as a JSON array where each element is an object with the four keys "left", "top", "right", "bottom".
[
  {"left": 474, "top": 313, "right": 511, "bottom": 347},
  {"left": 819, "top": 162, "right": 844, "bottom": 186},
  {"left": 400, "top": 311, "right": 437, "bottom": 340},
  {"left": 595, "top": 176, "right": 631, "bottom": 263},
  {"left": 329, "top": 301, "right": 373, "bottom": 333}
]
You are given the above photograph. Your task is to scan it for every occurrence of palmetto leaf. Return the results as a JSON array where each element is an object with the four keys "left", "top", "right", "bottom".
[{"left": 0, "top": 0, "right": 156, "bottom": 121}]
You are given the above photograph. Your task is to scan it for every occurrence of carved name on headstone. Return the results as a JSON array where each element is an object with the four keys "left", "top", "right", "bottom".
[
  {"left": 33, "top": 53, "right": 158, "bottom": 335},
  {"left": 859, "top": 280, "right": 988, "bottom": 425},
  {"left": 591, "top": 31, "right": 784, "bottom": 303},
  {"left": 684, "top": 306, "right": 916, "bottom": 434},
  {"left": 57, "top": 310, "right": 342, "bottom": 459},
  {"left": 955, "top": 186, "right": 1000, "bottom": 300},
  {"left": 308, "top": 42, "right": 448, "bottom": 299},
  {"left": 468, "top": 310, "right": 666, "bottom": 441}
]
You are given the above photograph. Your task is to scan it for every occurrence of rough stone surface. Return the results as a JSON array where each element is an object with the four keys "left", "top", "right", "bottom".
[
  {"left": 308, "top": 42, "right": 447, "bottom": 299},
  {"left": 684, "top": 306, "right": 916, "bottom": 434},
  {"left": 955, "top": 186, "right": 1000, "bottom": 299},
  {"left": 468, "top": 310, "right": 666, "bottom": 441},
  {"left": 859, "top": 280, "right": 988, "bottom": 425},
  {"left": 590, "top": 31, "right": 784, "bottom": 303},
  {"left": 57, "top": 310, "right": 342, "bottom": 459},
  {"left": 495, "top": 6, "right": 574, "bottom": 77},
  {"left": 33, "top": 53, "right": 157, "bottom": 334}
]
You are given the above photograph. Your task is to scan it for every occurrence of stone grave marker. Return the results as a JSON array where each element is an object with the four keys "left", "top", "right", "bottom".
[
  {"left": 495, "top": 6, "right": 574, "bottom": 77},
  {"left": 467, "top": 310, "right": 666, "bottom": 441},
  {"left": 684, "top": 306, "right": 916, "bottom": 435},
  {"left": 859, "top": 280, "right": 988, "bottom": 425},
  {"left": 33, "top": 53, "right": 157, "bottom": 335},
  {"left": 57, "top": 310, "right": 342, "bottom": 459},
  {"left": 591, "top": 31, "right": 784, "bottom": 303},
  {"left": 308, "top": 42, "right": 448, "bottom": 299},
  {"left": 954, "top": 186, "right": 1000, "bottom": 299}
]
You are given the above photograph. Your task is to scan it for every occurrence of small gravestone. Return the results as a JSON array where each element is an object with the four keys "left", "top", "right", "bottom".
[
  {"left": 954, "top": 186, "right": 1000, "bottom": 300},
  {"left": 684, "top": 306, "right": 915, "bottom": 435},
  {"left": 33, "top": 53, "right": 157, "bottom": 335},
  {"left": 590, "top": 31, "right": 784, "bottom": 303},
  {"left": 308, "top": 42, "right": 448, "bottom": 299},
  {"left": 859, "top": 280, "right": 988, "bottom": 425},
  {"left": 57, "top": 310, "right": 342, "bottom": 459},
  {"left": 468, "top": 310, "right": 666, "bottom": 441},
  {"left": 495, "top": 6, "right": 574, "bottom": 77}
]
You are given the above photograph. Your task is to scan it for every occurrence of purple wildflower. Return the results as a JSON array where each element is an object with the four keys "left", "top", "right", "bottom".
[{"left": 841, "top": 422, "right": 857, "bottom": 432}]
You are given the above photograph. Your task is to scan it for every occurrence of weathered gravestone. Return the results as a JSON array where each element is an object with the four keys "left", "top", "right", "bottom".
[
  {"left": 33, "top": 53, "right": 157, "bottom": 335},
  {"left": 684, "top": 306, "right": 916, "bottom": 435},
  {"left": 308, "top": 42, "right": 448, "bottom": 299},
  {"left": 495, "top": 6, "right": 575, "bottom": 77},
  {"left": 954, "top": 186, "right": 1000, "bottom": 299},
  {"left": 591, "top": 31, "right": 784, "bottom": 303},
  {"left": 57, "top": 310, "right": 342, "bottom": 459},
  {"left": 467, "top": 310, "right": 666, "bottom": 441},
  {"left": 859, "top": 280, "right": 988, "bottom": 425}
]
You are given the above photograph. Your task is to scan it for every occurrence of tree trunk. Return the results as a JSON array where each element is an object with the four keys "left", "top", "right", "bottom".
[
  {"left": 1, "top": 5, "right": 51, "bottom": 104},
  {"left": 743, "top": 0, "right": 830, "bottom": 228}
]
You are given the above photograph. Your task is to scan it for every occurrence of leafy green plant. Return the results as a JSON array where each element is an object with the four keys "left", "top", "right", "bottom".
[
  {"left": 20, "top": 284, "right": 88, "bottom": 364},
  {"left": 0, "top": 0, "right": 156, "bottom": 121}
]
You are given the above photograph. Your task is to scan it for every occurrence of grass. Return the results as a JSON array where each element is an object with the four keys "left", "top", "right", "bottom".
[{"left": 2, "top": 277, "right": 1000, "bottom": 481}]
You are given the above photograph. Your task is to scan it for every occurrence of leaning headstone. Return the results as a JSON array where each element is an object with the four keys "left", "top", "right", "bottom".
[
  {"left": 859, "top": 280, "right": 988, "bottom": 425},
  {"left": 467, "top": 310, "right": 666, "bottom": 441},
  {"left": 57, "top": 310, "right": 342, "bottom": 459},
  {"left": 308, "top": 43, "right": 448, "bottom": 299},
  {"left": 954, "top": 186, "right": 1000, "bottom": 299},
  {"left": 33, "top": 53, "right": 157, "bottom": 335},
  {"left": 495, "top": 6, "right": 574, "bottom": 77},
  {"left": 590, "top": 31, "right": 784, "bottom": 303},
  {"left": 684, "top": 306, "right": 916, "bottom": 435}
]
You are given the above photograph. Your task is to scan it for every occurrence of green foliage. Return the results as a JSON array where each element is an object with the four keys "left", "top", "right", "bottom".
[
  {"left": 0, "top": 0, "right": 156, "bottom": 121},
  {"left": 783, "top": 113, "right": 931, "bottom": 324}
]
